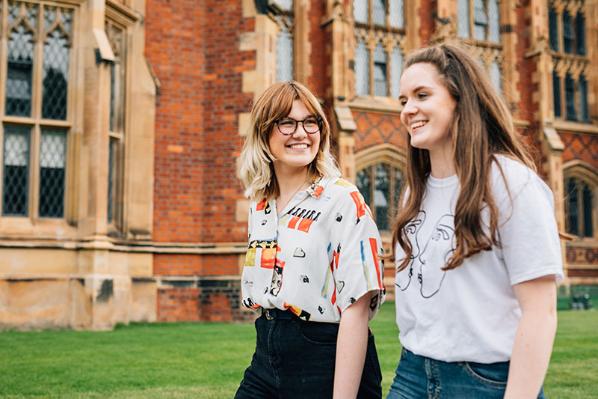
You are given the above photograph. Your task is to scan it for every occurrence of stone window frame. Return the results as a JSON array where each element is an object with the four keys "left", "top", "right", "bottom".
[
  {"left": 355, "top": 144, "right": 405, "bottom": 233},
  {"left": 549, "top": 1, "right": 590, "bottom": 123},
  {"left": 563, "top": 161, "right": 597, "bottom": 241},
  {"left": 0, "top": 0, "right": 78, "bottom": 231},
  {"left": 103, "top": 0, "right": 152, "bottom": 241},
  {"left": 352, "top": 0, "right": 406, "bottom": 99},
  {"left": 105, "top": 15, "right": 127, "bottom": 235}
]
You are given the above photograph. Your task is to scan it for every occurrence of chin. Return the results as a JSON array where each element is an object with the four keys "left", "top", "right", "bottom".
[
  {"left": 278, "top": 159, "right": 313, "bottom": 170},
  {"left": 409, "top": 139, "right": 428, "bottom": 150}
]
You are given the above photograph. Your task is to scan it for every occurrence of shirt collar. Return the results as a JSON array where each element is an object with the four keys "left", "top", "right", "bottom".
[{"left": 306, "top": 176, "right": 336, "bottom": 199}]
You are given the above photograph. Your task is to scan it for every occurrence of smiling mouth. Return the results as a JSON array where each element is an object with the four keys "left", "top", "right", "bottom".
[
  {"left": 410, "top": 120, "right": 428, "bottom": 133},
  {"left": 286, "top": 143, "right": 310, "bottom": 149}
]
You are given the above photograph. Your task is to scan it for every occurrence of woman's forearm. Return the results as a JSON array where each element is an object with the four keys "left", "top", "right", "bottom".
[
  {"left": 333, "top": 292, "right": 371, "bottom": 399},
  {"left": 505, "top": 278, "right": 558, "bottom": 398}
]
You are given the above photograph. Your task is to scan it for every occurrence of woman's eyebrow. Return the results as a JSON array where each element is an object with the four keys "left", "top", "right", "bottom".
[{"left": 399, "top": 85, "right": 432, "bottom": 98}]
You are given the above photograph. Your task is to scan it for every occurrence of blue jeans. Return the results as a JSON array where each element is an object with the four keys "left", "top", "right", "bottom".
[
  {"left": 387, "top": 348, "right": 546, "bottom": 399},
  {"left": 235, "top": 308, "right": 382, "bottom": 399}
]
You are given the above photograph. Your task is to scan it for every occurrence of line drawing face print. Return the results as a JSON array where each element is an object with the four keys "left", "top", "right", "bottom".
[
  {"left": 417, "top": 213, "right": 455, "bottom": 298},
  {"left": 396, "top": 211, "right": 426, "bottom": 291}
]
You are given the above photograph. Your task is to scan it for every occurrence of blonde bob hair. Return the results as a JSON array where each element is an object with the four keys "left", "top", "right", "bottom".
[{"left": 238, "top": 81, "right": 340, "bottom": 200}]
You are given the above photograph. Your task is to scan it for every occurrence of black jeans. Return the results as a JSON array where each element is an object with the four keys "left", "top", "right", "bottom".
[{"left": 235, "top": 309, "right": 382, "bottom": 399}]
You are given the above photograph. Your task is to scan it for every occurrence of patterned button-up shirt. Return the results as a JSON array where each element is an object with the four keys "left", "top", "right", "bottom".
[{"left": 241, "top": 176, "right": 385, "bottom": 323}]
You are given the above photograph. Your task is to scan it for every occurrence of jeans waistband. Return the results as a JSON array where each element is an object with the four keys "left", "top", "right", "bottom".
[{"left": 261, "top": 308, "right": 296, "bottom": 320}]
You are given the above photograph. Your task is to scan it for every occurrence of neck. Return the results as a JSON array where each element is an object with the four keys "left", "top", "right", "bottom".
[
  {"left": 428, "top": 148, "right": 456, "bottom": 179},
  {"left": 273, "top": 164, "right": 310, "bottom": 197}
]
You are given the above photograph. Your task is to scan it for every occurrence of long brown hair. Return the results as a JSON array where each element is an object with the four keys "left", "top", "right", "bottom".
[{"left": 393, "top": 44, "right": 535, "bottom": 271}]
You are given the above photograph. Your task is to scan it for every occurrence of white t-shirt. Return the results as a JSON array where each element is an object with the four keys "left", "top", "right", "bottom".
[
  {"left": 395, "top": 155, "right": 563, "bottom": 363},
  {"left": 242, "top": 176, "right": 385, "bottom": 323}
]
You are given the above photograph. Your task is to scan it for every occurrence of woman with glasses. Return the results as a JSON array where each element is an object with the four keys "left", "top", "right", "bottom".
[{"left": 236, "top": 81, "right": 385, "bottom": 399}]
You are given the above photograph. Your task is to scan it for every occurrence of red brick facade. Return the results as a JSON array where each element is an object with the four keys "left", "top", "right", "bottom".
[{"left": 144, "top": 0, "right": 598, "bottom": 322}]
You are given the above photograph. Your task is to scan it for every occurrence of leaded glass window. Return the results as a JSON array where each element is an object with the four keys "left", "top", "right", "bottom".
[
  {"left": 107, "top": 21, "right": 126, "bottom": 134},
  {"left": 108, "top": 136, "right": 123, "bottom": 225},
  {"left": 374, "top": 44, "right": 387, "bottom": 97},
  {"left": 2, "top": 125, "right": 30, "bottom": 216},
  {"left": 357, "top": 166, "right": 371, "bottom": 206},
  {"left": 353, "top": 0, "right": 404, "bottom": 98},
  {"left": 389, "top": 0, "right": 403, "bottom": 28},
  {"left": 39, "top": 128, "right": 66, "bottom": 217},
  {"left": 487, "top": 0, "right": 499, "bottom": 42},
  {"left": 372, "top": 0, "right": 386, "bottom": 26},
  {"left": 374, "top": 164, "right": 390, "bottom": 230},
  {"left": 106, "top": 20, "right": 127, "bottom": 227},
  {"left": 566, "top": 177, "right": 579, "bottom": 235},
  {"left": 391, "top": 47, "right": 402, "bottom": 99},
  {"left": 274, "top": 2, "right": 294, "bottom": 82},
  {"left": 565, "top": 176, "right": 595, "bottom": 238},
  {"left": 580, "top": 75, "right": 589, "bottom": 122},
  {"left": 549, "top": 8, "right": 559, "bottom": 51},
  {"left": 490, "top": 61, "right": 501, "bottom": 92},
  {"left": 354, "top": 0, "right": 368, "bottom": 24},
  {"left": 565, "top": 73, "right": 576, "bottom": 121},
  {"left": 563, "top": 10, "right": 573, "bottom": 53},
  {"left": 550, "top": 5, "right": 588, "bottom": 123},
  {"left": 458, "top": 0, "right": 499, "bottom": 43},
  {"left": 473, "top": 0, "right": 488, "bottom": 41},
  {"left": 42, "top": 7, "right": 72, "bottom": 120},
  {"left": 575, "top": 13, "right": 585, "bottom": 56},
  {"left": 276, "top": 26, "right": 293, "bottom": 82},
  {"left": 553, "top": 71, "right": 561, "bottom": 118},
  {"left": 356, "top": 163, "right": 403, "bottom": 231},
  {"left": 458, "top": 0, "right": 470, "bottom": 38},
  {"left": 552, "top": 6, "right": 586, "bottom": 56},
  {"left": 355, "top": 39, "right": 370, "bottom": 96},
  {"left": 1, "top": 1, "right": 74, "bottom": 221},
  {"left": 5, "top": 3, "right": 37, "bottom": 117},
  {"left": 583, "top": 184, "right": 593, "bottom": 237}
]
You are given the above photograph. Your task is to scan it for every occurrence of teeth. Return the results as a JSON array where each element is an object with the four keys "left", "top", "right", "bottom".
[
  {"left": 289, "top": 144, "right": 308, "bottom": 149},
  {"left": 411, "top": 121, "right": 427, "bottom": 130}
]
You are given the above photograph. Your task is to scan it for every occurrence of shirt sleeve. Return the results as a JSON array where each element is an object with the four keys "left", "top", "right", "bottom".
[
  {"left": 330, "top": 187, "right": 386, "bottom": 319},
  {"left": 496, "top": 169, "right": 564, "bottom": 285}
]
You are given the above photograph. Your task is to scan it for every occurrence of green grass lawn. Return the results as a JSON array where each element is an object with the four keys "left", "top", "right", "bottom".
[{"left": 1, "top": 304, "right": 597, "bottom": 398}]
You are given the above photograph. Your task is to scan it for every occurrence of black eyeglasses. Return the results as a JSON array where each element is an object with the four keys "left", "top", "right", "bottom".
[{"left": 275, "top": 116, "right": 322, "bottom": 135}]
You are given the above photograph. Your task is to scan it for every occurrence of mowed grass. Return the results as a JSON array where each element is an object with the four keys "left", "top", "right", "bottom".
[{"left": 1, "top": 304, "right": 597, "bottom": 398}]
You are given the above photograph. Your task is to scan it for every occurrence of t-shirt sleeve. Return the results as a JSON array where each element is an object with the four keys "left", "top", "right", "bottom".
[
  {"left": 330, "top": 187, "right": 386, "bottom": 318},
  {"left": 496, "top": 169, "right": 564, "bottom": 285}
]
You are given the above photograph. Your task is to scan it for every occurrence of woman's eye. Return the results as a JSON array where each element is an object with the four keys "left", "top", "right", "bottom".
[
  {"left": 399, "top": 99, "right": 407, "bottom": 106},
  {"left": 417, "top": 92, "right": 428, "bottom": 99},
  {"left": 279, "top": 119, "right": 295, "bottom": 127}
]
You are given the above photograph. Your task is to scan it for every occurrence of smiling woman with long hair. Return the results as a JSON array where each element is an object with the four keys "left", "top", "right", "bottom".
[
  {"left": 388, "top": 44, "right": 563, "bottom": 399},
  {"left": 236, "top": 81, "right": 385, "bottom": 399}
]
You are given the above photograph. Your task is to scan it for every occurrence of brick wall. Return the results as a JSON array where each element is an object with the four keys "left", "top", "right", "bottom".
[
  {"left": 157, "top": 278, "right": 255, "bottom": 322},
  {"left": 146, "top": 1, "right": 255, "bottom": 322},
  {"left": 158, "top": 288, "right": 201, "bottom": 322},
  {"left": 154, "top": 254, "right": 239, "bottom": 276},
  {"left": 146, "top": 0, "right": 253, "bottom": 245}
]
